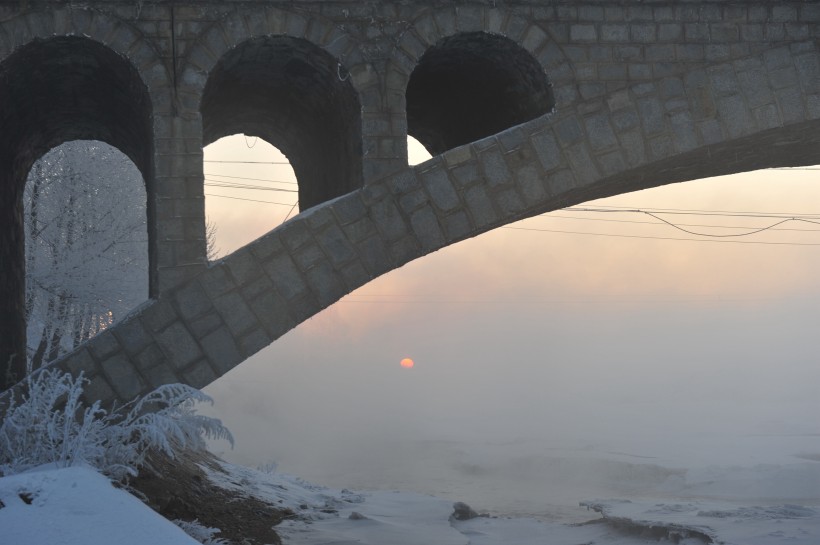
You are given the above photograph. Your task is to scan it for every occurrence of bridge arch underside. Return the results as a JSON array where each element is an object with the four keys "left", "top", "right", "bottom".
[
  {"left": 0, "top": 36, "right": 154, "bottom": 384},
  {"left": 201, "top": 36, "right": 362, "bottom": 211},
  {"left": 406, "top": 31, "right": 555, "bottom": 157},
  {"left": 553, "top": 118, "right": 820, "bottom": 215}
]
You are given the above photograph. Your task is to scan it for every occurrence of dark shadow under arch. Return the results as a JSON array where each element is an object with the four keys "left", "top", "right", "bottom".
[
  {"left": 406, "top": 31, "right": 555, "bottom": 157},
  {"left": 201, "top": 36, "right": 363, "bottom": 212},
  {"left": 0, "top": 36, "right": 154, "bottom": 388}
]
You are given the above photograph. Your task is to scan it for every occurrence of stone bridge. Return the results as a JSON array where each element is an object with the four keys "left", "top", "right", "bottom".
[{"left": 0, "top": 1, "right": 818, "bottom": 406}]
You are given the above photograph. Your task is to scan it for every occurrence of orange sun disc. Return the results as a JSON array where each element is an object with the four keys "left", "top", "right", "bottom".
[{"left": 400, "top": 358, "right": 414, "bottom": 369}]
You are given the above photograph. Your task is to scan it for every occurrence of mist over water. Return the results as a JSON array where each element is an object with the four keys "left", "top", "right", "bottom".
[{"left": 203, "top": 292, "right": 820, "bottom": 520}]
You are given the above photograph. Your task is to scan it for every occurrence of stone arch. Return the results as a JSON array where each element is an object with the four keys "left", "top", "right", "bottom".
[
  {"left": 200, "top": 34, "right": 363, "bottom": 211},
  {"left": 390, "top": 8, "right": 563, "bottom": 159},
  {"left": 0, "top": 34, "right": 155, "bottom": 386}
]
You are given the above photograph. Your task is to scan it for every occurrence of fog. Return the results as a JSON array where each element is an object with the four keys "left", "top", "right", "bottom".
[{"left": 202, "top": 137, "right": 820, "bottom": 518}]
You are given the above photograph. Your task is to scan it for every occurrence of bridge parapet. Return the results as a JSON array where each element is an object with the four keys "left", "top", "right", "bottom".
[{"left": 0, "top": 1, "right": 818, "bottom": 405}]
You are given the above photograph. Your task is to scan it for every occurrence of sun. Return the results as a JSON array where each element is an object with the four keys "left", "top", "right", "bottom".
[{"left": 400, "top": 358, "right": 414, "bottom": 369}]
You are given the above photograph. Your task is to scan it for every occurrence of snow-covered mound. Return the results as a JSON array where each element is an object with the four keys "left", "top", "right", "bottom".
[{"left": 0, "top": 465, "right": 199, "bottom": 545}]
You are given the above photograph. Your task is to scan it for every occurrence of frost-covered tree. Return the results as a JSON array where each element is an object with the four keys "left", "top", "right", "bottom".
[{"left": 23, "top": 141, "right": 149, "bottom": 370}]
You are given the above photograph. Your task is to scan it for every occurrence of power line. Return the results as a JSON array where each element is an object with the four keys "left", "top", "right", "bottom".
[
  {"left": 203, "top": 160, "right": 291, "bottom": 164},
  {"left": 546, "top": 213, "right": 820, "bottom": 233},
  {"left": 204, "top": 180, "right": 298, "bottom": 193},
  {"left": 205, "top": 193, "right": 296, "bottom": 206},
  {"left": 204, "top": 173, "right": 297, "bottom": 185},
  {"left": 562, "top": 205, "right": 820, "bottom": 220},
  {"left": 502, "top": 225, "right": 820, "bottom": 246}
]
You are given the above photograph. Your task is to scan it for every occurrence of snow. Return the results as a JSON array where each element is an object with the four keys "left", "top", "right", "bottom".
[
  {"left": 2, "top": 457, "right": 819, "bottom": 545},
  {"left": 0, "top": 465, "right": 198, "bottom": 545}
]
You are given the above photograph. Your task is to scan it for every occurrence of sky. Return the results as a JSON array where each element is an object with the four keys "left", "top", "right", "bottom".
[{"left": 200, "top": 134, "right": 820, "bottom": 512}]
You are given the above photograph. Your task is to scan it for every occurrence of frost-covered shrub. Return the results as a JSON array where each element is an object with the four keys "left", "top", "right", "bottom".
[{"left": 0, "top": 367, "right": 233, "bottom": 480}]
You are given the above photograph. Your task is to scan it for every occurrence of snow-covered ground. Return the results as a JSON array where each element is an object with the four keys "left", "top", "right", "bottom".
[
  {"left": 0, "top": 465, "right": 199, "bottom": 545},
  {"left": 3, "top": 457, "right": 818, "bottom": 545}
]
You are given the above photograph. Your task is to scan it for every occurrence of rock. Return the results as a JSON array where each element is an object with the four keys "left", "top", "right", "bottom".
[
  {"left": 451, "top": 501, "right": 479, "bottom": 521},
  {"left": 349, "top": 511, "right": 367, "bottom": 520}
]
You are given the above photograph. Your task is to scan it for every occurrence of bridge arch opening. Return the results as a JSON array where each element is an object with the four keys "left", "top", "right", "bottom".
[
  {"left": 406, "top": 31, "right": 554, "bottom": 157},
  {"left": 203, "top": 134, "right": 298, "bottom": 260},
  {"left": 201, "top": 36, "right": 363, "bottom": 215},
  {"left": 0, "top": 36, "right": 154, "bottom": 387},
  {"left": 25, "top": 140, "right": 149, "bottom": 369}
]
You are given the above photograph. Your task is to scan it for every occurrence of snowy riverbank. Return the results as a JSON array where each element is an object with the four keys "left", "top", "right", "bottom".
[{"left": 2, "top": 456, "right": 819, "bottom": 545}]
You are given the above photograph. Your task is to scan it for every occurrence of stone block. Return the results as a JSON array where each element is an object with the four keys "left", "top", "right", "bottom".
[
  {"left": 569, "top": 24, "right": 597, "bottom": 42},
  {"left": 410, "top": 206, "right": 445, "bottom": 252},
  {"left": 263, "top": 253, "right": 309, "bottom": 300},
  {"left": 597, "top": 151, "right": 627, "bottom": 177},
  {"left": 638, "top": 97, "right": 665, "bottom": 135},
  {"left": 708, "top": 64, "right": 740, "bottom": 96},
  {"left": 669, "top": 111, "right": 699, "bottom": 152},
  {"left": 238, "top": 328, "right": 272, "bottom": 359},
  {"left": 464, "top": 185, "right": 498, "bottom": 228},
  {"left": 599, "top": 63, "right": 626, "bottom": 81},
  {"left": 563, "top": 144, "right": 600, "bottom": 186},
  {"left": 585, "top": 113, "right": 618, "bottom": 151},
  {"left": 226, "top": 248, "right": 264, "bottom": 285},
  {"left": 495, "top": 189, "right": 526, "bottom": 216},
  {"left": 115, "top": 317, "right": 154, "bottom": 356},
  {"left": 344, "top": 217, "right": 379, "bottom": 243},
  {"left": 772, "top": 5, "right": 797, "bottom": 23},
  {"left": 775, "top": 86, "right": 806, "bottom": 123},
  {"left": 251, "top": 231, "right": 284, "bottom": 261},
  {"left": 479, "top": 146, "right": 513, "bottom": 187},
  {"left": 554, "top": 116, "right": 584, "bottom": 145},
  {"left": 288, "top": 294, "right": 321, "bottom": 324},
  {"left": 421, "top": 165, "right": 460, "bottom": 212},
  {"left": 198, "top": 264, "right": 236, "bottom": 300},
  {"left": 278, "top": 220, "right": 312, "bottom": 251},
  {"left": 155, "top": 321, "right": 202, "bottom": 370},
  {"left": 630, "top": 24, "right": 657, "bottom": 43},
  {"left": 134, "top": 343, "right": 166, "bottom": 372},
  {"left": 601, "top": 24, "right": 628, "bottom": 42},
  {"left": 64, "top": 348, "right": 98, "bottom": 376},
  {"left": 516, "top": 164, "right": 547, "bottom": 206},
  {"left": 719, "top": 95, "right": 755, "bottom": 137},
  {"left": 293, "top": 243, "right": 325, "bottom": 271},
  {"left": 101, "top": 353, "right": 145, "bottom": 402},
  {"left": 442, "top": 211, "right": 472, "bottom": 242},
  {"left": 181, "top": 360, "right": 218, "bottom": 390},
  {"left": 173, "top": 280, "right": 213, "bottom": 321},
  {"left": 88, "top": 332, "right": 122, "bottom": 361},
  {"left": 371, "top": 198, "right": 408, "bottom": 241},
  {"left": 658, "top": 23, "right": 683, "bottom": 41},
  {"left": 618, "top": 130, "right": 647, "bottom": 167},
  {"left": 531, "top": 130, "right": 563, "bottom": 172},
  {"left": 315, "top": 224, "right": 357, "bottom": 266},
  {"left": 200, "top": 326, "right": 242, "bottom": 374},
  {"left": 753, "top": 104, "right": 782, "bottom": 130},
  {"left": 248, "top": 289, "right": 293, "bottom": 339},
  {"left": 143, "top": 363, "right": 179, "bottom": 390},
  {"left": 213, "top": 291, "right": 259, "bottom": 338}
]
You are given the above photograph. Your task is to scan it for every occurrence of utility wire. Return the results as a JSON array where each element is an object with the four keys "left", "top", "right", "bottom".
[
  {"left": 203, "top": 160, "right": 291, "bottom": 164},
  {"left": 205, "top": 193, "right": 296, "bottom": 206},
  {"left": 502, "top": 225, "right": 820, "bottom": 246},
  {"left": 204, "top": 180, "right": 298, "bottom": 193},
  {"left": 562, "top": 205, "right": 820, "bottom": 220},
  {"left": 546, "top": 213, "right": 820, "bottom": 232},
  {"left": 204, "top": 173, "right": 297, "bottom": 185}
]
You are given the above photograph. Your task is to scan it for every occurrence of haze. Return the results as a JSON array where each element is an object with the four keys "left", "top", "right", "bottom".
[{"left": 201, "top": 135, "right": 820, "bottom": 516}]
